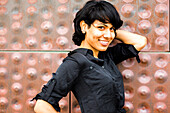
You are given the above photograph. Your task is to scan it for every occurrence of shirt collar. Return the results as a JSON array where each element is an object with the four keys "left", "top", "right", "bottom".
[
  {"left": 69, "top": 48, "right": 104, "bottom": 66},
  {"left": 69, "top": 48, "right": 93, "bottom": 56}
]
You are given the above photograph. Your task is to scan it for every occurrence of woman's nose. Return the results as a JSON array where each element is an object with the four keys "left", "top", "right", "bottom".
[{"left": 103, "top": 29, "right": 111, "bottom": 38}]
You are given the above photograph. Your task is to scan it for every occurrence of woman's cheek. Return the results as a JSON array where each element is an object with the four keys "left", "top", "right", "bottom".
[
  {"left": 94, "top": 31, "right": 103, "bottom": 37},
  {"left": 111, "top": 32, "right": 115, "bottom": 38}
]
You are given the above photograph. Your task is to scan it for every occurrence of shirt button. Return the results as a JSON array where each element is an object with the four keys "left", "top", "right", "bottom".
[
  {"left": 52, "top": 79, "right": 55, "bottom": 83},
  {"left": 89, "top": 66, "right": 93, "bottom": 69}
]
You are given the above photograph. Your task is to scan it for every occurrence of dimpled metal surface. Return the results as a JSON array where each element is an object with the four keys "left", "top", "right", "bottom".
[{"left": 0, "top": 0, "right": 169, "bottom": 113}]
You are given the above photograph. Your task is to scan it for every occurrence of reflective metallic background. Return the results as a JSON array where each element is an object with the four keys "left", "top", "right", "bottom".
[{"left": 0, "top": 0, "right": 169, "bottom": 113}]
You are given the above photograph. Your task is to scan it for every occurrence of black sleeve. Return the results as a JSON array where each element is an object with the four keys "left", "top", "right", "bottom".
[
  {"left": 106, "top": 43, "right": 140, "bottom": 64},
  {"left": 32, "top": 59, "right": 80, "bottom": 112}
]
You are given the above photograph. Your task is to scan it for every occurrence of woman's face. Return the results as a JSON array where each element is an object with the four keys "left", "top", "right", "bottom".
[{"left": 83, "top": 20, "right": 116, "bottom": 53}]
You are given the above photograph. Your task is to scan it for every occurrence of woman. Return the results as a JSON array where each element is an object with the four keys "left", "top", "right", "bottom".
[{"left": 33, "top": 0, "right": 147, "bottom": 113}]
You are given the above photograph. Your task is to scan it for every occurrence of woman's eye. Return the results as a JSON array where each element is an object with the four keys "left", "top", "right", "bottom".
[
  {"left": 98, "top": 26, "right": 105, "bottom": 30},
  {"left": 110, "top": 27, "right": 115, "bottom": 32}
]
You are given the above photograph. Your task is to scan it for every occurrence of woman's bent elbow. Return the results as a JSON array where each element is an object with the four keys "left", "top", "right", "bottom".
[
  {"left": 34, "top": 100, "right": 48, "bottom": 113},
  {"left": 34, "top": 100, "right": 42, "bottom": 113},
  {"left": 135, "top": 36, "right": 147, "bottom": 51},
  {"left": 34, "top": 99, "right": 58, "bottom": 113},
  {"left": 141, "top": 36, "right": 147, "bottom": 49}
]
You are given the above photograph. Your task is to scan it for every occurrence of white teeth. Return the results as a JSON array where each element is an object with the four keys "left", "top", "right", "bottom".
[{"left": 99, "top": 40, "right": 109, "bottom": 46}]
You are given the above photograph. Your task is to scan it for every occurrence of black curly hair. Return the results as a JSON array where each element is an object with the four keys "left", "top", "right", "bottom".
[{"left": 72, "top": 0, "right": 123, "bottom": 46}]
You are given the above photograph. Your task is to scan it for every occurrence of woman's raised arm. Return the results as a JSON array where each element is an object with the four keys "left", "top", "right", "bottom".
[{"left": 116, "top": 30, "right": 147, "bottom": 51}]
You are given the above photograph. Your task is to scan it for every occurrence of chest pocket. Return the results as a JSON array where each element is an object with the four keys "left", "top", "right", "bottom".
[{"left": 83, "top": 65, "right": 114, "bottom": 88}]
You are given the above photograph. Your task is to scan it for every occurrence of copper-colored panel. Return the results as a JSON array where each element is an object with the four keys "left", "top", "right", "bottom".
[
  {"left": 26, "top": 6, "right": 38, "bottom": 16},
  {"left": 122, "top": 69, "right": 134, "bottom": 83},
  {"left": 137, "top": 86, "right": 151, "bottom": 99},
  {"left": 0, "top": 7, "right": 7, "bottom": 15},
  {"left": 0, "top": 68, "right": 8, "bottom": 79},
  {"left": 11, "top": 7, "right": 23, "bottom": 20},
  {"left": 25, "top": 97, "right": 36, "bottom": 113},
  {"left": 0, "top": 0, "right": 169, "bottom": 51},
  {"left": 124, "top": 86, "right": 134, "bottom": 100},
  {"left": 124, "top": 101, "right": 134, "bottom": 112},
  {"left": 0, "top": 36, "right": 7, "bottom": 49},
  {"left": 40, "top": 53, "right": 52, "bottom": 65},
  {"left": 25, "top": 36, "right": 38, "bottom": 49},
  {"left": 11, "top": 22, "right": 22, "bottom": 34},
  {"left": 0, "top": 53, "right": 169, "bottom": 113},
  {"left": 0, "top": 23, "right": 7, "bottom": 36},
  {"left": 138, "top": 70, "right": 151, "bottom": 84},
  {"left": 154, "top": 86, "right": 167, "bottom": 100},
  {"left": 0, "top": 0, "right": 169, "bottom": 113},
  {"left": 10, "top": 37, "right": 23, "bottom": 50},
  {"left": 121, "top": 58, "right": 136, "bottom": 68},
  {"left": 0, "top": 0, "right": 8, "bottom": 5},
  {"left": 123, "top": 0, "right": 134, "bottom": 3},
  {"left": 27, "top": 0, "right": 37, "bottom": 4},
  {"left": 11, "top": 53, "right": 23, "bottom": 65},
  {"left": 40, "top": 37, "right": 53, "bottom": 50},
  {"left": 26, "top": 68, "right": 38, "bottom": 80},
  {"left": 121, "top": 4, "right": 135, "bottom": 18},
  {"left": 11, "top": 82, "right": 23, "bottom": 95},
  {"left": 59, "top": 97, "right": 69, "bottom": 113},
  {"left": 0, "top": 82, "right": 8, "bottom": 96},
  {"left": 138, "top": 4, "right": 151, "bottom": 19},
  {"left": 154, "top": 102, "right": 167, "bottom": 113},
  {"left": 137, "top": 102, "right": 151, "bottom": 113},
  {"left": 56, "top": 36, "right": 69, "bottom": 49},
  {"left": 137, "top": 20, "right": 152, "bottom": 34},
  {"left": 40, "top": 21, "right": 53, "bottom": 34},
  {"left": 25, "top": 22, "right": 38, "bottom": 36},
  {"left": 117, "top": 53, "right": 170, "bottom": 113},
  {"left": 0, "top": 52, "right": 69, "bottom": 113},
  {"left": 56, "top": 23, "right": 69, "bottom": 35},
  {"left": 71, "top": 92, "right": 81, "bottom": 113},
  {"left": 11, "top": 98, "right": 23, "bottom": 112},
  {"left": 11, "top": 67, "right": 23, "bottom": 81},
  {"left": 154, "top": 69, "right": 168, "bottom": 84},
  {"left": 57, "top": 5, "right": 69, "bottom": 15},
  {"left": 0, "top": 97, "right": 8, "bottom": 109},
  {"left": 40, "top": 6, "right": 53, "bottom": 20},
  {"left": 58, "top": 0, "right": 68, "bottom": 4},
  {"left": 0, "top": 53, "right": 8, "bottom": 66}
]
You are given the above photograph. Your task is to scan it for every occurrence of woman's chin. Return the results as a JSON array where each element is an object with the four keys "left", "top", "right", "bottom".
[{"left": 98, "top": 47, "right": 108, "bottom": 51}]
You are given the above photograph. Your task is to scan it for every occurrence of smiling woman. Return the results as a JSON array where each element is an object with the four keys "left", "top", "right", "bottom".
[
  {"left": 32, "top": 0, "right": 147, "bottom": 113},
  {"left": 79, "top": 20, "right": 116, "bottom": 58},
  {"left": 72, "top": 0, "right": 123, "bottom": 46}
]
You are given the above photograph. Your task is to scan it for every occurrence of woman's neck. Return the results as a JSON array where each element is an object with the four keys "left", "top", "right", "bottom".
[{"left": 79, "top": 44, "right": 99, "bottom": 58}]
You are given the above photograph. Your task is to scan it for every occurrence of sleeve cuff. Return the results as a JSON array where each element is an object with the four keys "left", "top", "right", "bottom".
[
  {"left": 31, "top": 77, "right": 61, "bottom": 112},
  {"left": 129, "top": 45, "right": 140, "bottom": 63},
  {"left": 31, "top": 94, "right": 61, "bottom": 112}
]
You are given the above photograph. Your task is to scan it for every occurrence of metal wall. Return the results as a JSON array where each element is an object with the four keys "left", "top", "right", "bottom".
[{"left": 0, "top": 0, "right": 169, "bottom": 113}]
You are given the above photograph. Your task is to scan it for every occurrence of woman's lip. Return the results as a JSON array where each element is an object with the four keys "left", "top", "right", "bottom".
[{"left": 99, "top": 40, "right": 109, "bottom": 46}]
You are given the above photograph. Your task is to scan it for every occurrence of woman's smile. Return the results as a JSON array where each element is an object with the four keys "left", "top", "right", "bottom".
[{"left": 98, "top": 39, "right": 110, "bottom": 46}]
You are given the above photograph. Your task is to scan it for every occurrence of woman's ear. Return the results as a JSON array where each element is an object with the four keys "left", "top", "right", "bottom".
[{"left": 80, "top": 20, "right": 88, "bottom": 34}]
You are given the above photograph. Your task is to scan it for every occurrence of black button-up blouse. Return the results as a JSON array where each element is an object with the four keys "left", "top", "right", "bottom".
[{"left": 32, "top": 43, "right": 140, "bottom": 113}]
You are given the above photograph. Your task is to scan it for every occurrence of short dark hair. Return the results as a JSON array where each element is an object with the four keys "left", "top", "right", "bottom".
[{"left": 72, "top": 0, "right": 123, "bottom": 46}]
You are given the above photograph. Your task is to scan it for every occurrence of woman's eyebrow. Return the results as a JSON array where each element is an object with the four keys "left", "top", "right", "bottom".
[
  {"left": 94, "top": 23, "right": 115, "bottom": 29},
  {"left": 96, "top": 23, "right": 109, "bottom": 27},
  {"left": 100, "top": 24, "right": 115, "bottom": 29}
]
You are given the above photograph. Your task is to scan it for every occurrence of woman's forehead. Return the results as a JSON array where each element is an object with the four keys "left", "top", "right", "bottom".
[{"left": 93, "top": 20, "right": 114, "bottom": 27}]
